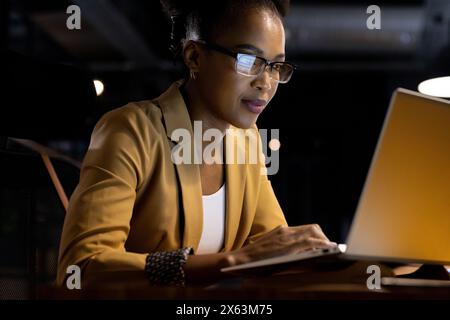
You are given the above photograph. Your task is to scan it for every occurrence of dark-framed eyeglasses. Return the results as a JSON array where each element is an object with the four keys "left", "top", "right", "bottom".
[{"left": 197, "top": 41, "right": 296, "bottom": 84}]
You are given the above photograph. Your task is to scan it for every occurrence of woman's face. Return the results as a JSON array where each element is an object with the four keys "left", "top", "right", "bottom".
[{"left": 195, "top": 9, "right": 286, "bottom": 129}]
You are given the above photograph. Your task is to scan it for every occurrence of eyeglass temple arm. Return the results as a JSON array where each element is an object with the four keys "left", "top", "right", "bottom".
[{"left": 197, "top": 41, "right": 237, "bottom": 59}]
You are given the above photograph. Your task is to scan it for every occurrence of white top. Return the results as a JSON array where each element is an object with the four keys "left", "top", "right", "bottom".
[{"left": 196, "top": 184, "right": 226, "bottom": 255}]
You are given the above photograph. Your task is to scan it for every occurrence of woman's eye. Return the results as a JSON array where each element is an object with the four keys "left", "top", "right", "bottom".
[{"left": 272, "top": 64, "right": 282, "bottom": 72}]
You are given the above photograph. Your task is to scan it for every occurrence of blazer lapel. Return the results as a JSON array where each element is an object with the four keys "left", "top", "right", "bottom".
[
  {"left": 155, "top": 81, "right": 203, "bottom": 252},
  {"left": 223, "top": 134, "right": 246, "bottom": 251}
]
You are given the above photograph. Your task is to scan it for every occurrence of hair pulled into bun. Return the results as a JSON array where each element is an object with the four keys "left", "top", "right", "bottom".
[{"left": 160, "top": 0, "right": 290, "bottom": 60}]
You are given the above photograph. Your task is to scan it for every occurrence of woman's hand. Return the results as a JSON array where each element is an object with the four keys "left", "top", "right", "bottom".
[{"left": 227, "top": 225, "right": 337, "bottom": 266}]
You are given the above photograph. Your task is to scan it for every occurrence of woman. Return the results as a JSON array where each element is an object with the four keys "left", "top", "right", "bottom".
[{"left": 57, "top": 0, "right": 337, "bottom": 288}]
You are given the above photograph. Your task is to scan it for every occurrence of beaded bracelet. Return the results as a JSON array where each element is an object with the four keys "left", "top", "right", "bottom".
[{"left": 145, "top": 247, "right": 193, "bottom": 286}]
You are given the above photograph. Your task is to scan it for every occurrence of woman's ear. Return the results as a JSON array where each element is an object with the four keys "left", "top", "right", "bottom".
[{"left": 183, "top": 40, "right": 201, "bottom": 72}]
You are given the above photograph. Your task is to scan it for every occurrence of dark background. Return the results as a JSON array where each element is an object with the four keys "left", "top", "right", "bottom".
[{"left": 0, "top": 0, "right": 449, "bottom": 298}]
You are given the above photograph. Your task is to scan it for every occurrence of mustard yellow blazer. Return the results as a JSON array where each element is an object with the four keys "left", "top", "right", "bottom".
[{"left": 56, "top": 80, "right": 287, "bottom": 286}]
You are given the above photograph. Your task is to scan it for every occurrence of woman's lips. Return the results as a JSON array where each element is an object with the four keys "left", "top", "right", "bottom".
[{"left": 242, "top": 99, "right": 267, "bottom": 114}]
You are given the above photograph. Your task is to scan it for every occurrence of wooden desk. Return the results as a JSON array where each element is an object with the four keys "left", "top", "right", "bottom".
[{"left": 38, "top": 262, "right": 450, "bottom": 300}]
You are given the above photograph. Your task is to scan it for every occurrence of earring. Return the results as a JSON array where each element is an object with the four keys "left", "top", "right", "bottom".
[{"left": 190, "top": 70, "right": 197, "bottom": 80}]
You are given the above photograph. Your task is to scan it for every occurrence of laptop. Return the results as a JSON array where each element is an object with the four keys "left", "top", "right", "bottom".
[{"left": 222, "top": 88, "right": 450, "bottom": 273}]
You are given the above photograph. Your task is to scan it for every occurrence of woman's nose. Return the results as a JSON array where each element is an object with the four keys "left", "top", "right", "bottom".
[{"left": 252, "top": 67, "right": 272, "bottom": 91}]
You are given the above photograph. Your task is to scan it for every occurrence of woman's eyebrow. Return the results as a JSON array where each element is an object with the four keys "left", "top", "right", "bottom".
[
  {"left": 234, "top": 44, "right": 264, "bottom": 54},
  {"left": 234, "top": 44, "right": 285, "bottom": 60}
]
